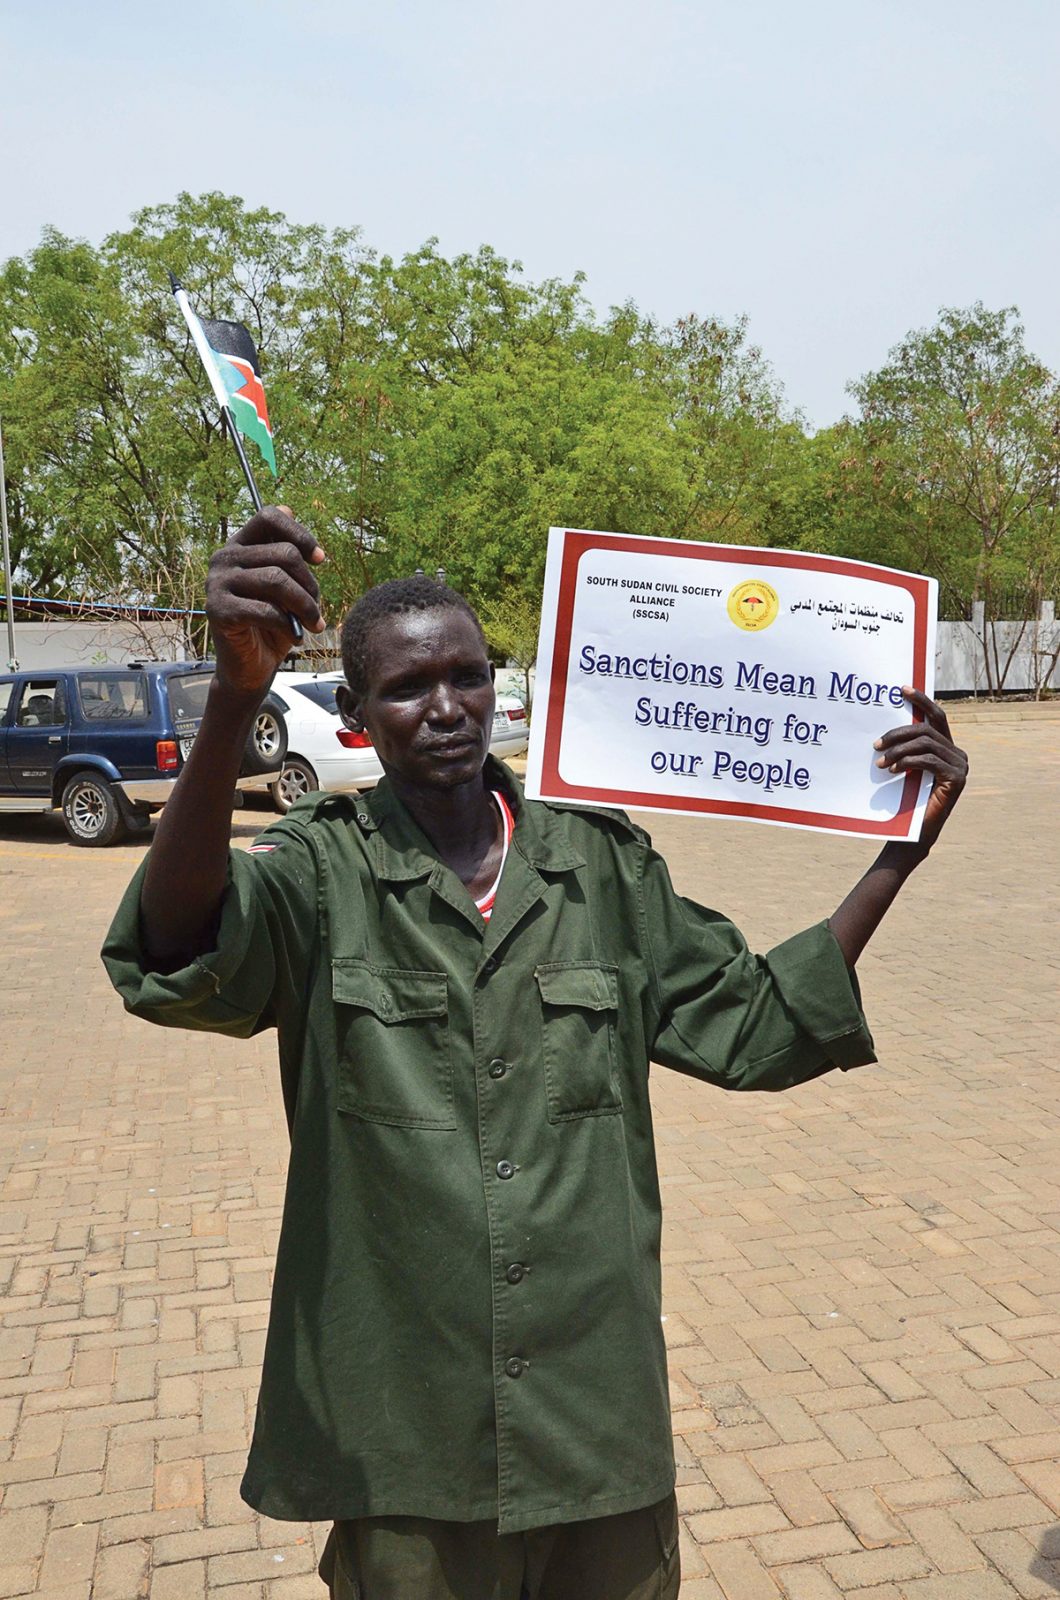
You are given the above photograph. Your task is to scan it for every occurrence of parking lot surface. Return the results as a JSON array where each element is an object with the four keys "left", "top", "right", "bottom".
[{"left": 0, "top": 711, "right": 1057, "bottom": 1598}]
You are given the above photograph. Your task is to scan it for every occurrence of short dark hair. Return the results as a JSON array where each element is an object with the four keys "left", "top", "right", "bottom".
[{"left": 340, "top": 576, "right": 486, "bottom": 698}]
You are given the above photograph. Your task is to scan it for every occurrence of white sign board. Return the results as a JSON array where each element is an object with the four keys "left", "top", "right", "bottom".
[{"left": 525, "top": 529, "right": 938, "bottom": 841}]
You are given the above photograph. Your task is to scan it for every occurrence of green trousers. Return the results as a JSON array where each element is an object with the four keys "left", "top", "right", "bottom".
[{"left": 318, "top": 1494, "right": 680, "bottom": 1599}]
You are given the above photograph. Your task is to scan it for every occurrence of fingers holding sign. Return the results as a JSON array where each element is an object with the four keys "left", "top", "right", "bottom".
[{"left": 874, "top": 688, "right": 968, "bottom": 849}]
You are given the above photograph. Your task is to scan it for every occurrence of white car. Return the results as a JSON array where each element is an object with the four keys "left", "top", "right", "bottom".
[{"left": 256, "top": 670, "right": 529, "bottom": 813}]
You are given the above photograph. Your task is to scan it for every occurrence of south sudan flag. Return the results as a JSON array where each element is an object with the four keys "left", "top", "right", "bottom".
[
  {"left": 197, "top": 316, "right": 277, "bottom": 475},
  {"left": 171, "top": 278, "right": 277, "bottom": 475}
]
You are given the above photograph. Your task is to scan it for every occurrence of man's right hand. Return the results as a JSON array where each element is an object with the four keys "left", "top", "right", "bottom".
[{"left": 206, "top": 506, "right": 327, "bottom": 696}]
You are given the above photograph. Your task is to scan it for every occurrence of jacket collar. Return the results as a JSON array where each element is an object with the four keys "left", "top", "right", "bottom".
[{"left": 352, "top": 758, "right": 585, "bottom": 882}]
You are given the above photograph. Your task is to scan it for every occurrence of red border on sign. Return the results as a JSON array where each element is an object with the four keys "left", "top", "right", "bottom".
[{"left": 537, "top": 532, "right": 931, "bottom": 837}]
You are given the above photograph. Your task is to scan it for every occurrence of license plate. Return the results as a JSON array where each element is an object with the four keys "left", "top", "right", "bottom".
[{"left": 180, "top": 736, "right": 195, "bottom": 760}]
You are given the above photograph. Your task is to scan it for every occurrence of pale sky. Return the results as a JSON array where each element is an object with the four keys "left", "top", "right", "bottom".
[{"left": 1, "top": 0, "right": 1058, "bottom": 427}]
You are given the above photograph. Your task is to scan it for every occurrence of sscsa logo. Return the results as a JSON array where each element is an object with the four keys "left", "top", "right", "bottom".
[{"left": 727, "top": 580, "right": 780, "bottom": 632}]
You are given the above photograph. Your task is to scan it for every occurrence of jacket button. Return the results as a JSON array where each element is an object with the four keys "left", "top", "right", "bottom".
[
  {"left": 505, "top": 1357, "right": 525, "bottom": 1379},
  {"left": 505, "top": 1263, "right": 526, "bottom": 1284},
  {"left": 496, "top": 1160, "right": 515, "bottom": 1180},
  {"left": 482, "top": 956, "right": 498, "bottom": 975},
  {"left": 488, "top": 1059, "right": 508, "bottom": 1080}
]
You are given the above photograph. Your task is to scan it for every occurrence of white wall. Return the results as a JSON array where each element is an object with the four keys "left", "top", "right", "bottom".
[
  {"left": 936, "top": 604, "right": 1059, "bottom": 695},
  {"left": 4, "top": 619, "right": 188, "bottom": 672}
]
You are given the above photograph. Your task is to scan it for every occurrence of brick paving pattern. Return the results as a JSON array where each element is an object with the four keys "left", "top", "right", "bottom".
[{"left": 0, "top": 711, "right": 1056, "bottom": 1597}]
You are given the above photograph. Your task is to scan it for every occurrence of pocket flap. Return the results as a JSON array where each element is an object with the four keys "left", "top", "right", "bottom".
[
  {"left": 332, "top": 960, "right": 448, "bottom": 1022},
  {"left": 534, "top": 962, "right": 618, "bottom": 1011}
]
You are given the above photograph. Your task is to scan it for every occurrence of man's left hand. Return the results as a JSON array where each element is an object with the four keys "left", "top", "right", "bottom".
[{"left": 874, "top": 689, "right": 969, "bottom": 850}]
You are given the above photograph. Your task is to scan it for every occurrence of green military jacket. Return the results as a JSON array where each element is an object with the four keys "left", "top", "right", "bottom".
[{"left": 102, "top": 759, "right": 875, "bottom": 1534}]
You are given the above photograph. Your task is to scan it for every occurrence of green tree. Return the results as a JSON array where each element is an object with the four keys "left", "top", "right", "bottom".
[
  {"left": 481, "top": 588, "right": 543, "bottom": 710},
  {"left": 664, "top": 313, "right": 791, "bottom": 543},
  {"left": 381, "top": 301, "right": 685, "bottom": 606},
  {"left": 383, "top": 301, "right": 795, "bottom": 612},
  {"left": 0, "top": 193, "right": 381, "bottom": 620},
  {"left": 849, "top": 303, "right": 1060, "bottom": 689},
  {"left": 0, "top": 191, "right": 814, "bottom": 639}
]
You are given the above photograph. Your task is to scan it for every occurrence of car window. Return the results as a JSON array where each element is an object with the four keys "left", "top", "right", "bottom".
[
  {"left": 165, "top": 672, "right": 214, "bottom": 721},
  {"left": 0, "top": 681, "right": 13, "bottom": 722},
  {"left": 77, "top": 672, "right": 149, "bottom": 721},
  {"left": 15, "top": 679, "right": 66, "bottom": 728},
  {"left": 289, "top": 680, "right": 341, "bottom": 714}
]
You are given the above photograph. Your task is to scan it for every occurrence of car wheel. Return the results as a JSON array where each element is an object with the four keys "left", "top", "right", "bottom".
[
  {"left": 242, "top": 696, "right": 289, "bottom": 777},
  {"left": 61, "top": 772, "right": 127, "bottom": 847},
  {"left": 269, "top": 757, "right": 319, "bottom": 814}
]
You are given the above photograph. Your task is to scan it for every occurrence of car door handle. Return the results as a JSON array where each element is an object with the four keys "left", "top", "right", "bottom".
[{"left": 48, "top": 736, "right": 61, "bottom": 745}]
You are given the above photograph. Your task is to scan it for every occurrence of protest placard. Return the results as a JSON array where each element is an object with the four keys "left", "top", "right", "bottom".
[{"left": 525, "top": 529, "right": 938, "bottom": 840}]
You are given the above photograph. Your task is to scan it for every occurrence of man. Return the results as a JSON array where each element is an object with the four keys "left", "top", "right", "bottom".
[{"left": 103, "top": 509, "right": 968, "bottom": 1599}]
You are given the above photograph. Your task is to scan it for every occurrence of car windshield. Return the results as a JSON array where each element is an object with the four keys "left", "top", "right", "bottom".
[
  {"left": 165, "top": 672, "right": 214, "bottom": 722},
  {"left": 289, "top": 679, "right": 341, "bottom": 714}
]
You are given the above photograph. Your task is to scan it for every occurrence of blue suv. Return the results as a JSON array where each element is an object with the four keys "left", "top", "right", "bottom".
[{"left": 0, "top": 662, "right": 286, "bottom": 846}]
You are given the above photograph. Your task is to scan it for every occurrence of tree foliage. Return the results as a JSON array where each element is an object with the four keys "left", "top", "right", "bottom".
[
  {"left": 0, "top": 194, "right": 790, "bottom": 622},
  {"left": 846, "top": 304, "right": 1060, "bottom": 688},
  {"left": 1, "top": 199, "right": 1058, "bottom": 692}
]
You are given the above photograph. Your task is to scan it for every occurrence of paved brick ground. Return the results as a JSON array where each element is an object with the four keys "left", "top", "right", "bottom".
[{"left": 0, "top": 712, "right": 1056, "bottom": 1598}]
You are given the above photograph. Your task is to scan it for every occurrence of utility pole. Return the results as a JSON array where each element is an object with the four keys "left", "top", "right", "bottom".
[{"left": 0, "top": 416, "right": 17, "bottom": 670}]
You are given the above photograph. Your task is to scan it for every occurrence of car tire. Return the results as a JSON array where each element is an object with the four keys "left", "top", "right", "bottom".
[
  {"left": 269, "top": 756, "right": 319, "bottom": 814},
  {"left": 61, "top": 772, "right": 127, "bottom": 847},
  {"left": 242, "top": 695, "right": 289, "bottom": 777}
]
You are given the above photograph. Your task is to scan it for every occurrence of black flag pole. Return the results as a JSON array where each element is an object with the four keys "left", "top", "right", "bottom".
[
  {"left": 221, "top": 409, "right": 264, "bottom": 515},
  {"left": 217, "top": 409, "right": 303, "bottom": 644}
]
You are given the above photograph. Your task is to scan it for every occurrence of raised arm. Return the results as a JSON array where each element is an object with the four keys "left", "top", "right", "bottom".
[
  {"left": 139, "top": 508, "right": 326, "bottom": 967},
  {"left": 828, "top": 690, "right": 968, "bottom": 968}
]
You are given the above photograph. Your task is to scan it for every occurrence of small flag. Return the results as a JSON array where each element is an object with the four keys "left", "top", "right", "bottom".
[
  {"left": 171, "top": 280, "right": 276, "bottom": 475},
  {"left": 169, "top": 272, "right": 301, "bottom": 641}
]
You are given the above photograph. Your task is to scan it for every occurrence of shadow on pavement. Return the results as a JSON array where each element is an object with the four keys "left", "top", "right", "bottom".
[{"left": 1029, "top": 1529, "right": 1060, "bottom": 1593}]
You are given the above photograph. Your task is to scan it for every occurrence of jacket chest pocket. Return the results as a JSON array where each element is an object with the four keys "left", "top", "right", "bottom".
[
  {"left": 535, "top": 961, "right": 622, "bottom": 1122},
  {"left": 332, "top": 960, "right": 455, "bottom": 1130}
]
